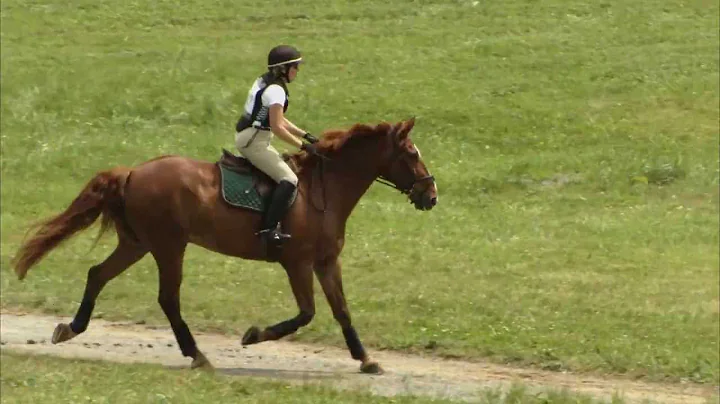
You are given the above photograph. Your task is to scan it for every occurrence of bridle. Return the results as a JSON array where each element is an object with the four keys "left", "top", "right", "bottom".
[
  {"left": 308, "top": 127, "right": 435, "bottom": 211},
  {"left": 375, "top": 171, "right": 435, "bottom": 196},
  {"left": 375, "top": 128, "right": 435, "bottom": 196},
  {"left": 375, "top": 173, "right": 434, "bottom": 196}
]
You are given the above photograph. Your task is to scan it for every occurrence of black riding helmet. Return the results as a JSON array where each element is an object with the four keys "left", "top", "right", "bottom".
[
  {"left": 266, "top": 45, "right": 303, "bottom": 83},
  {"left": 268, "top": 45, "right": 303, "bottom": 68}
]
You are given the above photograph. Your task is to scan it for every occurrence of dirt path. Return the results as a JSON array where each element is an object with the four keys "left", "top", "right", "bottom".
[{"left": 0, "top": 312, "right": 715, "bottom": 403}]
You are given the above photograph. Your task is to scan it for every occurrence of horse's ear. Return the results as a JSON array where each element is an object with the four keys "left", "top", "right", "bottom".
[
  {"left": 390, "top": 121, "right": 404, "bottom": 139},
  {"left": 396, "top": 117, "right": 415, "bottom": 140},
  {"left": 405, "top": 116, "right": 416, "bottom": 133}
]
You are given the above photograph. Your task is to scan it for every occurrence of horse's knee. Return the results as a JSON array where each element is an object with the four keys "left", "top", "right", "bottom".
[
  {"left": 86, "top": 265, "right": 101, "bottom": 282},
  {"left": 297, "top": 310, "right": 314, "bottom": 326},
  {"left": 334, "top": 311, "right": 352, "bottom": 328},
  {"left": 157, "top": 293, "right": 178, "bottom": 314}
]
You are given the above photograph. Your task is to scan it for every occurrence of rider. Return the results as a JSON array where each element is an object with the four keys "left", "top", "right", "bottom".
[{"left": 235, "top": 45, "right": 319, "bottom": 246}]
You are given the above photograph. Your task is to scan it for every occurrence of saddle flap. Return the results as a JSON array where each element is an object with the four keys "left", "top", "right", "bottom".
[{"left": 217, "top": 149, "right": 276, "bottom": 207}]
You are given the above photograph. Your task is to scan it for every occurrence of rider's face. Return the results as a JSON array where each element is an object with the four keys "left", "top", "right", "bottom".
[{"left": 288, "top": 64, "right": 299, "bottom": 82}]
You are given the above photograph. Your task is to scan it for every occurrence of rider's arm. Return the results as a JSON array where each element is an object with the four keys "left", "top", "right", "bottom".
[
  {"left": 283, "top": 118, "right": 308, "bottom": 138},
  {"left": 269, "top": 104, "right": 303, "bottom": 149}
]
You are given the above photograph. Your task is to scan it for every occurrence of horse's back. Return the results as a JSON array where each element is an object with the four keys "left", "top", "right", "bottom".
[
  {"left": 123, "top": 156, "right": 219, "bottom": 230},
  {"left": 122, "top": 155, "right": 268, "bottom": 257},
  {"left": 129, "top": 155, "right": 218, "bottom": 194}
]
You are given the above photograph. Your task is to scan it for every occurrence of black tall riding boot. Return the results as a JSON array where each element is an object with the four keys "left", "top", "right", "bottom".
[{"left": 256, "top": 180, "right": 296, "bottom": 245}]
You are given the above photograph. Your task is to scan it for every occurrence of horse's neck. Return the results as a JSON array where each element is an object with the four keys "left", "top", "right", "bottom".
[
  {"left": 326, "top": 167, "right": 376, "bottom": 220},
  {"left": 307, "top": 136, "right": 388, "bottom": 223}
]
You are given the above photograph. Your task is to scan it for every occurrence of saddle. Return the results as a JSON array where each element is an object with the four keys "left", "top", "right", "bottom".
[
  {"left": 216, "top": 149, "right": 298, "bottom": 212},
  {"left": 219, "top": 149, "right": 268, "bottom": 176}
]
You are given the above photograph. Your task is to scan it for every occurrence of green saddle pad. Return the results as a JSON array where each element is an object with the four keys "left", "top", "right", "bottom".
[{"left": 218, "top": 164, "right": 268, "bottom": 212}]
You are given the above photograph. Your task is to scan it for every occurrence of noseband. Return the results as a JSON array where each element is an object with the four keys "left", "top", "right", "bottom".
[{"left": 375, "top": 174, "right": 435, "bottom": 195}]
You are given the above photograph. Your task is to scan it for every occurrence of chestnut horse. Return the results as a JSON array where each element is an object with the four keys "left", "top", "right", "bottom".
[{"left": 11, "top": 118, "right": 437, "bottom": 374}]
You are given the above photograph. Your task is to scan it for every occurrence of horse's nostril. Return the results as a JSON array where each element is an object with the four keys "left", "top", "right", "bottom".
[{"left": 430, "top": 197, "right": 437, "bottom": 206}]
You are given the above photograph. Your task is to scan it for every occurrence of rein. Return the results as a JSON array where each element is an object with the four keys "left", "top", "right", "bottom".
[{"left": 309, "top": 156, "right": 328, "bottom": 212}]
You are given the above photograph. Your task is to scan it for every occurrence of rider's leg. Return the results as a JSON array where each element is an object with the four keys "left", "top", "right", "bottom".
[
  {"left": 257, "top": 179, "right": 296, "bottom": 242},
  {"left": 235, "top": 129, "right": 299, "bottom": 244}
]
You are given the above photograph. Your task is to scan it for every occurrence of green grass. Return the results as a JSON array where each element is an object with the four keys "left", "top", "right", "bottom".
[
  {"left": 0, "top": 352, "right": 448, "bottom": 404},
  {"left": 0, "top": 351, "right": 622, "bottom": 404},
  {"left": 2, "top": 0, "right": 718, "bottom": 386}
]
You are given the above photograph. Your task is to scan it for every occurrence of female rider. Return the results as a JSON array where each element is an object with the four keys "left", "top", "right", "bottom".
[{"left": 235, "top": 45, "right": 319, "bottom": 246}]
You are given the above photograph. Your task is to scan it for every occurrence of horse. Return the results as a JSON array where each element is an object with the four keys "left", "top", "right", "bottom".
[{"left": 10, "top": 117, "right": 438, "bottom": 374}]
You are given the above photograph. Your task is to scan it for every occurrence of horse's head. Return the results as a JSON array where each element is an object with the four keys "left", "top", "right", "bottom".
[{"left": 378, "top": 118, "right": 438, "bottom": 211}]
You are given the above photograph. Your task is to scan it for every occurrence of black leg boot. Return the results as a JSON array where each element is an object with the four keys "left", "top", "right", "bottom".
[{"left": 256, "top": 180, "right": 297, "bottom": 246}]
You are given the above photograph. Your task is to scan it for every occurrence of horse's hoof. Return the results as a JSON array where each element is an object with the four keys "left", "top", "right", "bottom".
[
  {"left": 360, "top": 360, "right": 384, "bottom": 375},
  {"left": 191, "top": 351, "right": 214, "bottom": 371},
  {"left": 51, "top": 323, "right": 77, "bottom": 344},
  {"left": 241, "top": 326, "right": 262, "bottom": 346}
]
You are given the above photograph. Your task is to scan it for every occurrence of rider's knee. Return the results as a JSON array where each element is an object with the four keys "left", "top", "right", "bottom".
[{"left": 279, "top": 173, "right": 298, "bottom": 187}]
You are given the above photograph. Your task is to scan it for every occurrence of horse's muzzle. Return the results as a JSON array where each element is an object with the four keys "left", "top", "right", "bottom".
[{"left": 411, "top": 192, "right": 437, "bottom": 211}]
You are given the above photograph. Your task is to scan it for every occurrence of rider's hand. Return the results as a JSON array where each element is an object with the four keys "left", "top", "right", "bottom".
[
  {"left": 303, "top": 133, "right": 319, "bottom": 144},
  {"left": 300, "top": 143, "right": 320, "bottom": 156}
]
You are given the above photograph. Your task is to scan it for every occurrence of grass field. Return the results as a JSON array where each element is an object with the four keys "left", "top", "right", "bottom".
[
  {"left": 1, "top": 0, "right": 718, "bottom": 390},
  {"left": 0, "top": 352, "right": 622, "bottom": 404}
]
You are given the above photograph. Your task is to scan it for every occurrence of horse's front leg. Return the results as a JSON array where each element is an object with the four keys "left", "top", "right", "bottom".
[
  {"left": 315, "top": 256, "right": 383, "bottom": 374},
  {"left": 241, "top": 260, "right": 315, "bottom": 345}
]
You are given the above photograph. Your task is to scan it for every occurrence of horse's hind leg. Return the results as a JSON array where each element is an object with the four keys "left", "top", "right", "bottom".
[
  {"left": 52, "top": 239, "right": 148, "bottom": 344},
  {"left": 151, "top": 242, "right": 212, "bottom": 370}
]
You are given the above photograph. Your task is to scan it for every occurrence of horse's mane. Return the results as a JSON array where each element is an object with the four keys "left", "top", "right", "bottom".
[
  {"left": 317, "top": 122, "right": 393, "bottom": 152},
  {"left": 290, "top": 122, "right": 394, "bottom": 170}
]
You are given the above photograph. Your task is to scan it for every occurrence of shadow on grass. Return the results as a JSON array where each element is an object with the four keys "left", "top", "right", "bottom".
[{"left": 167, "top": 364, "right": 343, "bottom": 382}]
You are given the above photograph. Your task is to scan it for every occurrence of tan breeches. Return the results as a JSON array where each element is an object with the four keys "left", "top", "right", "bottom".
[{"left": 235, "top": 128, "right": 298, "bottom": 185}]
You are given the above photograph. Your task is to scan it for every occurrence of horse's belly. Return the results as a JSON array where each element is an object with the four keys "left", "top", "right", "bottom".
[{"left": 187, "top": 202, "right": 267, "bottom": 260}]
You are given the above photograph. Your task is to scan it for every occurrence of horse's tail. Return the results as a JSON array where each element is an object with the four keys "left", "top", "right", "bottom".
[{"left": 11, "top": 167, "right": 133, "bottom": 280}]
